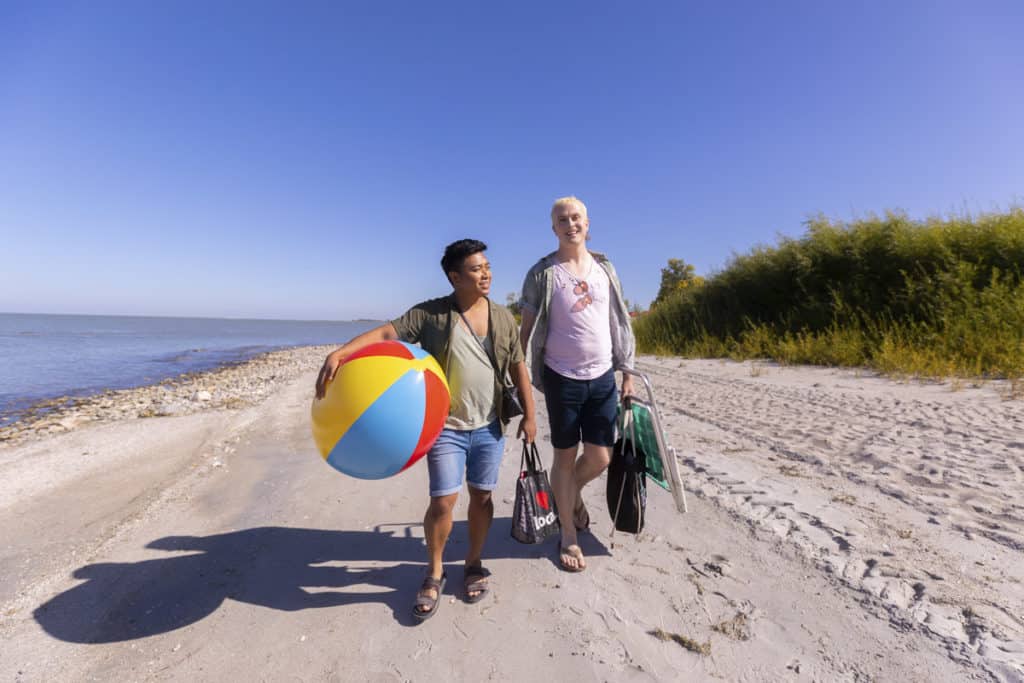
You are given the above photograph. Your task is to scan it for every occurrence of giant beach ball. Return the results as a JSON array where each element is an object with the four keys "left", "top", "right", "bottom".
[{"left": 311, "top": 340, "right": 450, "bottom": 479}]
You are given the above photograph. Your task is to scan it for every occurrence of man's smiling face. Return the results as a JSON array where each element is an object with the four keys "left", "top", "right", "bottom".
[{"left": 552, "top": 201, "right": 589, "bottom": 246}]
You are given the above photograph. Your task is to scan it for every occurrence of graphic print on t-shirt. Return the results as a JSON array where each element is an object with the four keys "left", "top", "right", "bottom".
[{"left": 553, "top": 261, "right": 606, "bottom": 314}]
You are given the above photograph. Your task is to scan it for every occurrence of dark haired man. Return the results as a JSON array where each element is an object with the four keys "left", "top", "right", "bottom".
[{"left": 316, "top": 239, "right": 536, "bottom": 621}]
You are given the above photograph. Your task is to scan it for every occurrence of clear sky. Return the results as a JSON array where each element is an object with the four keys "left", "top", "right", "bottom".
[{"left": 2, "top": 1, "right": 1021, "bottom": 320}]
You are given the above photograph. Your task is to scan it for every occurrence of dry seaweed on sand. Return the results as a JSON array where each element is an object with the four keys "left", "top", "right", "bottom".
[
  {"left": 711, "top": 612, "right": 752, "bottom": 641},
  {"left": 647, "top": 628, "right": 711, "bottom": 655}
]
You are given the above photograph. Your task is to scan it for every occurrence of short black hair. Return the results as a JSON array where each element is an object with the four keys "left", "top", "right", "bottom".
[{"left": 441, "top": 239, "right": 487, "bottom": 284}]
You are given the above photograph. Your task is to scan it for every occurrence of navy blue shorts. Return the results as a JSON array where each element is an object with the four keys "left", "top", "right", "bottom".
[{"left": 541, "top": 365, "right": 618, "bottom": 449}]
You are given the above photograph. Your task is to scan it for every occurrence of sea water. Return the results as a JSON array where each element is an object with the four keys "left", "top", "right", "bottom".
[{"left": 0, "top": 313, "right": 377, "bottom": 426}]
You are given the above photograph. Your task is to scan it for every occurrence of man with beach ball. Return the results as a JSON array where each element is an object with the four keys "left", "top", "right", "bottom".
[{"left": 315, "top": 239, "right": 536, "bottom": 621}]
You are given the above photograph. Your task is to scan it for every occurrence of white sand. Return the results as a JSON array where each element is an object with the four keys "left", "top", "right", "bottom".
[{"left": 1, "top": 353, "right": 1021, "bottom": 681}]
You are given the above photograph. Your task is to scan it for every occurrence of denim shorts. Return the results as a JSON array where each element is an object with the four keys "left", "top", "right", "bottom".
[
  {"left": 542, "top": 365, "right": 619, "bottom": 449},
  {"left": 426, "top": 420, "right": 505, "bottom": 497}
]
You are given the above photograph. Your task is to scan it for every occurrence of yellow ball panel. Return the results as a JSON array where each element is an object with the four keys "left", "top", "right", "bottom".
[{"left": 310, "top": 355, "right": 416, "bottom": 458}]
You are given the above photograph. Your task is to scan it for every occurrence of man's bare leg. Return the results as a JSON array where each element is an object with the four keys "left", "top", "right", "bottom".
[
  {"left": 573, "top": 442, "right": 612, "bottom": 526},
  {"left": 552, "top": 445, "right": 585, "bottom": 570},
  {"left": 464, "top": 486, "right": 494, "bottom": 599},
  {"left": 417, "top": 493, "right": 458, "bottom": 614},
  {"left": 553, "top": 442, "right": 613, "bottom": 569}
]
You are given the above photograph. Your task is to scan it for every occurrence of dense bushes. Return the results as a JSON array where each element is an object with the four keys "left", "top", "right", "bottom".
[{"left": 634, "top": 209, "right": 1024, "bottom": 378}]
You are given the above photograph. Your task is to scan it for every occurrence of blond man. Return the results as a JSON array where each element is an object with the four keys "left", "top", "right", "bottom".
[{"left": 519, "top": 197, "right": 635, "bottom": 571}]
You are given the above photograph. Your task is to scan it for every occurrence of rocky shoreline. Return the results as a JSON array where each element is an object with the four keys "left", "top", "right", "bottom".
[{"left": 0, "top": 345, "right": 334, "bottom": 447}]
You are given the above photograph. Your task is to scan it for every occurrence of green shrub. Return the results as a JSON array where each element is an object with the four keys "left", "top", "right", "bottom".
[{"left": 635, "top": 208, "right": 1024, "bottom": 379}]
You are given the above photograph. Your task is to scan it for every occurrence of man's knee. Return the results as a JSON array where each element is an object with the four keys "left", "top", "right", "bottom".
[
  {"left": 552, "top": 446, "right": 579, "bottom": 468},
  {"left": 583, "top": 444, "right": 612, "bottom": 468},
  {"left": 467, "top": 487, "right": 493, "bottom": 507},
  {"left": 427, "top": 494, "right": 458, "bottom": 519}
]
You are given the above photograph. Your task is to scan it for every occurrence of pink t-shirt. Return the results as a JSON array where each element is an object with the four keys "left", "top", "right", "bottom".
[{"left": 543, "top": 260, "right": 614, "bottom": 380}]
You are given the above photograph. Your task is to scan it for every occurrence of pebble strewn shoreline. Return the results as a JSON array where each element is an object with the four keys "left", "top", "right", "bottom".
[{"left": 0, "top": 345, "right": 333, "bottom": 447}]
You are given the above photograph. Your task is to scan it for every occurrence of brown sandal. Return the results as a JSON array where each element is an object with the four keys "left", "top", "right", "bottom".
[
  {"left": 463, "top": 565, "right": 490, "bottom": 604},
  {"left": 412, "top": 571, "right": 447, "bottom": 621}
]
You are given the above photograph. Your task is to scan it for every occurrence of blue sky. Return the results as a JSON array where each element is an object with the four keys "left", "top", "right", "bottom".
[{"left": 2, "top": 1, "right": 1021, "bottom": 320}]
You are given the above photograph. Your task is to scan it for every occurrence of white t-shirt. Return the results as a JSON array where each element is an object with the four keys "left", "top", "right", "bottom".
[{"left": 543, "top": 260, "right": 613, "bottom": 380}]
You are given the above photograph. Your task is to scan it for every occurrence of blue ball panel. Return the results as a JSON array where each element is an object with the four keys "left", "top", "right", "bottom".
[
  {"left": 326, "top": 368, "right": 427, "bottom": 479},
  {"left": 407, "top": 344, "right": 430, "bottom": 360}
]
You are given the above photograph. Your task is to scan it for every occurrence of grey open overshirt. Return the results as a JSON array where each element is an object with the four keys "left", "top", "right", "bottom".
[{"left": 519, "top": 251, "right": 636, "bottom": 390}]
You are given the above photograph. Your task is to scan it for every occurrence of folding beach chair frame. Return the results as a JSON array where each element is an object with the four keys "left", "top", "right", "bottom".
[{"left": 620, "top": 368, "right": 688, "bottom": 514}]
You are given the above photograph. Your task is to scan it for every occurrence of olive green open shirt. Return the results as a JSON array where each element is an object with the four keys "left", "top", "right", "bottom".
[{"left": 391, "top": 294, "right": 524, "bottom": 425}]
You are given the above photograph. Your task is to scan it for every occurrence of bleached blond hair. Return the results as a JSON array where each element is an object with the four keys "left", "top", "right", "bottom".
[{"left": 550, "top": 196, "right": 588, "bottom": 223}]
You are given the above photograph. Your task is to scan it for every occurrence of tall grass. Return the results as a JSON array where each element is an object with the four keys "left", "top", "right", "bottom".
[{"left": 634, "top": 208, "right": 1024, "bottom": 378}]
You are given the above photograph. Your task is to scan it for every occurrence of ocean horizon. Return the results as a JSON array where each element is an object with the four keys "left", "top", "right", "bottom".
[{"left": 0, "top": 312, "right": 379, "bottom": 427}]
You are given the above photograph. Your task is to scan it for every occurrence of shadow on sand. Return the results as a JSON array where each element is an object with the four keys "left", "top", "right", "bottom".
[{"left": 34, "top": 517, "right": 609, "bottom": 641}]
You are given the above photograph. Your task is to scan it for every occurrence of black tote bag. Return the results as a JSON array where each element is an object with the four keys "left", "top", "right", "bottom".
[
  {"left": 511, "top": 440, "right": 561, "bottom": 544},
  {"left": 607, "top": 399, "right": 647, "bottom": 534}
]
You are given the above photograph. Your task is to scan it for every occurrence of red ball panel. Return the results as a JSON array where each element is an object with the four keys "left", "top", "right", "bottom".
[
  {"left": 345, "top": 340, "right": 415, "bottom": 364},
  {"left": 401, "top": 368, "right": 451, "bottom": 471}
]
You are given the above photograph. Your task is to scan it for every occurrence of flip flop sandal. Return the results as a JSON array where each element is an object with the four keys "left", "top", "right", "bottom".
[
  {"left": 463, "top": 565, "right": 490, "bottom": 604},
  {"left": 558, "top": 542, "right": 586, "bottom": 573},
  {"left": 412, "top": 571, "right": 447, "bottom": 621}
]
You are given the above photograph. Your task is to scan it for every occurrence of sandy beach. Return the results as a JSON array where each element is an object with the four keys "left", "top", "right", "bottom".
[{"left": 1, "top": 349, "right": 1022, "bottom": 682}]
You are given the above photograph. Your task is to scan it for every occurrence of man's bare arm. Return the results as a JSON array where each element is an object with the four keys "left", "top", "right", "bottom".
[
  {"left": 315, "top": 323, "right": 399, "bottom": 398},
  {"left": 512, "top": 360, "right": 536, "bottom": 443}
]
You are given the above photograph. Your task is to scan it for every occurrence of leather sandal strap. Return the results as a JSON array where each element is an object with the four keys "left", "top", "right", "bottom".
[
  {"left": 420, "top": 575, "right": 443, "bottom": 591},
  {"left": 415, "top": 594, "right": 438, "bottom": 608}
]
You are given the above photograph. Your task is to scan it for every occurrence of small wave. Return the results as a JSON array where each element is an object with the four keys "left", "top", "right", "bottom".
[{"left": 155, "top": 348, "right": 208, "bottom": 363}]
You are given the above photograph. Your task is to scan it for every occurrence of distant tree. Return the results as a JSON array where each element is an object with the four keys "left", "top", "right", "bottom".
[
  {"left": 505, "top": 292, "right": 522, "bottom": 321},
  {"left": 653, "top": 258, "right": 704, "bottom": 306},
  {"left": 623, "top": 298, "right": 645, "bottom": 315}
]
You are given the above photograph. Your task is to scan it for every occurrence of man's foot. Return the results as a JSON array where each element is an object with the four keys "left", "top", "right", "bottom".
[
  {"left": 558, "top": 542, "right": 586, "bottom": 572},
  {"left": 463, "top": 564, "right": 490, "bottom": 604},
  {"left": 412, "top": 571, "right": 447, "bottom": 621},
  {"left": 574, "top": 500, "right": 591, "bottom": 532}
]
